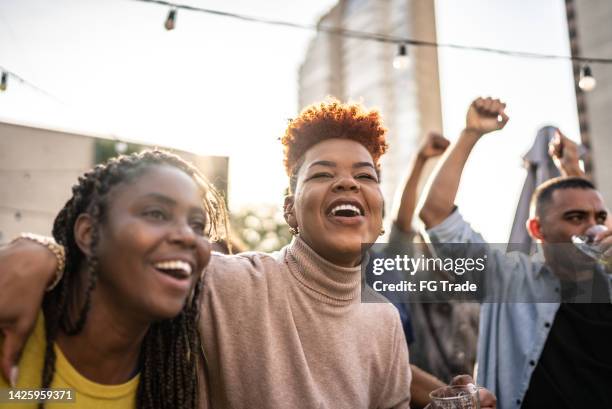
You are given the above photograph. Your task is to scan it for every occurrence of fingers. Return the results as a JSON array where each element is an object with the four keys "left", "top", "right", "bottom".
[
  {"left": 479, "top": 388, "right": 498, "bottom": 409},
  {"left": 471, "top": 97, "right": 509, "bottom": 129},
  {"left": 1, "top": 328, "right": 27, "bottom": 387},
  {"left": 431, "top": 133, "right": 450, "bottom": 150},
  {"left": 498, "top": 111, "right": 510, "bottom": 128},
  {"left": 450, "top": 374, "right": 474, "bottom": 386},
  {"left": 473, "top": 97, "right": 506, "bottom": 114},
  {"left": 449, "top": 375, "right": 497, "bottom": 407},
  {"left": 549, "top": 130, "right": 562, "bottom": 157},
  {"left": 594, "top": 228, "right": 612, "bottom": 244}
]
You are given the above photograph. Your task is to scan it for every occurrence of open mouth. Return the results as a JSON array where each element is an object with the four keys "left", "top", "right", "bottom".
[
  {"left": 153, "top": 260, "right": 192, "bottom": 280},
  {"left": 327, "top": 202, "right": 364, "bottom": 218}
]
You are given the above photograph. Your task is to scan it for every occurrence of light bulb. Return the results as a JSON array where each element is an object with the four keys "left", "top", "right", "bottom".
[
  {"left": 0, "top": 72, "right": 7, "bottom": 92},
  {"left": 165, "top": 8, "right": 177, "bottom": 31},
  {"left": 393, "top": 44, "right": 409, "bottom": 70},
  {"left": 578, "top": 64, "right": 596, "bottom": 92}
]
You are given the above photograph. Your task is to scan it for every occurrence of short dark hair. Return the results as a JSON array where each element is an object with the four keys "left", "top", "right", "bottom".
[{"left": 530, "top": 176, "right": 596, "bottom": 218}]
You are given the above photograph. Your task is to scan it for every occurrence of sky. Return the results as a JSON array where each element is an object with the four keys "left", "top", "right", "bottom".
[{"left": 0, "top": 0, "right": 581, "bottom": 242}]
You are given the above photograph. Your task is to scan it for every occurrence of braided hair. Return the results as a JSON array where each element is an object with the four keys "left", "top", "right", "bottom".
[{"left": 40, "top": 150, "right": 227, "bottom": 408}]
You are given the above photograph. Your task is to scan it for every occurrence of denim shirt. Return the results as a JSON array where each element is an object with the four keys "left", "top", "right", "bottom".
[{"left": 426, "top": 210, "right": 612, "bottom": 409}]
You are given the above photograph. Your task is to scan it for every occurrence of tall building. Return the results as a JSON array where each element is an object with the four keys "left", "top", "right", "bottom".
[
  {"left": 0, "top": 120, "right": 228, "bottom": 244},
  {"left": 566, "top": 0, "right": 612, "bottom": 204},
  {"left": 298, "top": 0, "right": 443, "bottom": 220}
]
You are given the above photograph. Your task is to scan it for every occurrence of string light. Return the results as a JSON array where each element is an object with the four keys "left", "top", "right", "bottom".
[
  {"left": 134, "top": 0, "right": 612, "bottom": 65},
  {"left": 578, "top": 64, "right": 596, "bottom": 92},
  {"left": 393, "top": 44, "right": 409, "bottom": 70},
  {"left": 164, "top": 7, "right": 177, "bottom": 30},
  {"left": 0, "top": 72, "right": 7, "bottom": 92}
]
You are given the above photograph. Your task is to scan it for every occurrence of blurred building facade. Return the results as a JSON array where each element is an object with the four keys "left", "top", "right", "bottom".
[
  {"left": 298, "top": 0, "right": 443, "bottom": 220},
  {"left": 0, "top": 120, "right": 228, "bottom": 244},
  {"left": 566, "top": 0, "right": 612, "bottom": 204}
]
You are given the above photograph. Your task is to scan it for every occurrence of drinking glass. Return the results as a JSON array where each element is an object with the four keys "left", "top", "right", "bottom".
[
  {"left": 571, "top": 224, "right": 609, "bottom": 266},
  {"left": 429, "top": 384, "right": 480, "bottom": 409}
]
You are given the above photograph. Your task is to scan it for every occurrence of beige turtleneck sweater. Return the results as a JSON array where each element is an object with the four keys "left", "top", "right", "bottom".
[{"left": 199, "top": 237, "right": 412, "bottom": 409}]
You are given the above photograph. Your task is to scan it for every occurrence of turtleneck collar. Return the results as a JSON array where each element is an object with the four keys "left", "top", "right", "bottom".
[{"left": 284, "top": 236, "right": 362, "bottom": 305}]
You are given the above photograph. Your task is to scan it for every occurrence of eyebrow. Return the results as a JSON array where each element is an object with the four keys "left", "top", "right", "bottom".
[
  {"left": 143, "top": 192, "right": 176, "bottom": 205},
  {"left": 142, "top": 193, "right": 206, "bottom": 215},
  {"left": 307, "top": 160, "right": 375, "bottom": 170},
  {"left": 561, "top": 209, "right": 607, "bottom": 217}
]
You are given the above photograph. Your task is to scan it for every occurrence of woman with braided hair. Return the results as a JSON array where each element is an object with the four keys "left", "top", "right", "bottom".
[
  {"left": 0, "top": 150, "right": 226, "bottom": 408},
  {"left": 0, "top": 100, "right": 498, "bottom": 408}
]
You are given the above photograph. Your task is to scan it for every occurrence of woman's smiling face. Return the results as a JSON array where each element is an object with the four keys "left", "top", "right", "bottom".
[
  {"left": 91, "top": 165, "right": 212, "bottom": 321},
  {"left": 285, "top": 138, "right": 384, "bottom": 267}
]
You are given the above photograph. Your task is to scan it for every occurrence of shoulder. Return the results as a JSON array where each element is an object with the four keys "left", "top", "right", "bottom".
[{"left": 202, "top": 250, "right": 286, "bottom": 295}]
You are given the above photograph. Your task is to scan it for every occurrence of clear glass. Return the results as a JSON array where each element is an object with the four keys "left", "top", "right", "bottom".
[
  {"left": 429, "top": 384, "right": 480, "bottom": 409},
  {"left": 571, "top": 224, "right": 609, "bottom": 266}
]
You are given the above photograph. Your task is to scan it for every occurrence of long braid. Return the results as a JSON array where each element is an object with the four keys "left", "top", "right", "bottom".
[{"left": 39, "top": 150, "right": 226, "bottom": 409}]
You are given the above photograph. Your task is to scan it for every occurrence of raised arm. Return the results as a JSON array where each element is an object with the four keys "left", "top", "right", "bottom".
[
  {"left": 548, "top": 129, "right": 586, "bottom": 177},
  {"left": 419, "top": 97, "right": 509, "bottom": 228},
  {"left": 0, "top": 238, "right": 58, "bottom": 385},
  {"left": 395, "top": 132, "right": 449, "bottom": 233}
]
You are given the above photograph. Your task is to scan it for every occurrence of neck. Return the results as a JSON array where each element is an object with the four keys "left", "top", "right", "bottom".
[
  {"left": 285, "top": 237, "right": 362, "bottom": 305},
  {"left": 56, "top": 284, "right": 149, "bottom": 385},
  {"left": 300, "top": 237, "right": 363, "bottom": 268}
]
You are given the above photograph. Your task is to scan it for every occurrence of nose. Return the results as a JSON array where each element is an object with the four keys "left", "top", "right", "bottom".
[
  {"left": 585, "top": 214, "right": 599, "bottom": 230},
  {"left": 168, "top": 220, "right": 197, "bottom": 248},
  {"left": 332, "top": 175, "right": 360, "bottom": 193}
]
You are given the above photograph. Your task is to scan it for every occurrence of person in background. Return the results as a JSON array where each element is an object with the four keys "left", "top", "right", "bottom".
[
  {"left": 386, "top": 131, "right": 480, "bottom": 382},
  {"left": 419, "top": 96, "right": 612, "bottom": 408}
]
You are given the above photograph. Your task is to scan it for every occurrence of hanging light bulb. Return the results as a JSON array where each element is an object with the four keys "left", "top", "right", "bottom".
[
  {"left": 393, "top": 44, "right": 409, "bottom": 70},
  {"left": 578, "top": 64, "right": 596, "bottom": 92},
  {"left": 0, "top": 72, "right": 7, "bottom": 92},
  {"left": 164, "top": 7, "right": 177, "bottom": 31}
]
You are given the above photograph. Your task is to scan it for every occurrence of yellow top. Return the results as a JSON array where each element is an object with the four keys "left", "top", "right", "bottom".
[{"left": 0, "top": 312, "right": 139, "bottom": 408}]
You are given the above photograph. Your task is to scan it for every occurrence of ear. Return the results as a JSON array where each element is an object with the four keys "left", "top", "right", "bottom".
[
  {"left": 526, "top": 217, "right": 545, "bottom": 241},
  {"left": 74, "top": 213, "right": 96, "bottom": 257},
  {"left": 283, "top": 195, "right": 298, "bottom": 229}
]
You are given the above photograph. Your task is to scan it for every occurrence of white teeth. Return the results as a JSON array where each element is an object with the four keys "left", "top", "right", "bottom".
[
  {"left": 153, "top": 260, "right": 192, "bottom": 276},
  {"left": 330, "top": 204, "right": 362, "bottom": 216}
]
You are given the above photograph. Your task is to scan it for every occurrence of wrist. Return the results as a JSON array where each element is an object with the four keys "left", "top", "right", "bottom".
[
  {"left": 12, "top": 234, "right": 65, "bottom": 291},
  {"left": 561, "top": 164, "right": 584, "bottom": 177},
  {"left": 462, "top": 128, "right": 485, "bottom": 139},
  {"left": 414, "top": 153, "right": 428, "bottom": 167}
]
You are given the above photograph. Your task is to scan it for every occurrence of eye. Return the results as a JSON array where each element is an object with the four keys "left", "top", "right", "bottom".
[
  {"left": 356, "top": 173, "right": 378, "bottom": 182},
  {"left": 596, "top": 214, "right": 607, "bottom": 224},
  {"left": 566, "top": 214, "right": 584, "bottom": 223},
  {"left": 309, "top": 172, "right": 333, "bottom": 180},
  {"left": 190, "top": 219, "right": 207, "bottom": 235},
  {"left": 143, "top": 208, "right": 167, "bottom": 221}
]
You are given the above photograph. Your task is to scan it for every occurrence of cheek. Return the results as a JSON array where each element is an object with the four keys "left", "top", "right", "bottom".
[
  {"left": 295, "top": 188, "right": 320, "bottom": 223},
  {"left": 98, "top": 220, "right": 160, "bottom": 266},
  {"left": 367, "top": 188, "right": 384, "bottom": 219}
]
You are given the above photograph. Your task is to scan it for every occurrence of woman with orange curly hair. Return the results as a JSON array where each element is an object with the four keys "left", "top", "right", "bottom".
[{"left": 0, "top": 99, "right": 411, "bottom": 408}]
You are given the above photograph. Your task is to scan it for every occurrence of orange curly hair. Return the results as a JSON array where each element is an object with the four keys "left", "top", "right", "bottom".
[{"left": 281, "top": 99, "right": 389, "bottom": 181}]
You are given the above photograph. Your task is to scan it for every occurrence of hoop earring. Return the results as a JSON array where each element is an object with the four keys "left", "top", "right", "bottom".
[
  {"left": 289, "top": 227, "right": 299, "bottom": 236},
  {"left": 379, "top": 228, "right": 385, "bottom": 236}
]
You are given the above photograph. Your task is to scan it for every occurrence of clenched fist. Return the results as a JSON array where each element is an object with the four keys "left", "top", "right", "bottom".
[
  {"left": 466, "top": 97, "right": 509, "bottom": 136},
  {"left": 417, "top": 132, "right": 450, "bottom": 160}
]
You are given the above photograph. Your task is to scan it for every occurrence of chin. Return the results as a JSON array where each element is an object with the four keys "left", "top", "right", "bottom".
[
  {"left": 148, "top": 299, "right": 189, "bottom": 321},
  {"left": 327, "top": 237, "right": 366, "bottom": 258}
]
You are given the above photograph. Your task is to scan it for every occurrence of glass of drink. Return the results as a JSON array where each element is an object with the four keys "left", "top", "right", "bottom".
[
  {"left": 429, "top": 384, "right": 480, "bottom": 409},
  {"left": 571, "top": 225, "right": 609, "bottom": 266}
]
